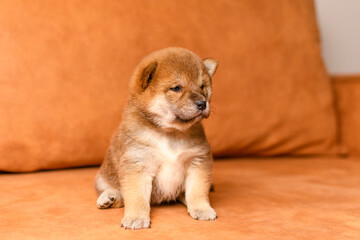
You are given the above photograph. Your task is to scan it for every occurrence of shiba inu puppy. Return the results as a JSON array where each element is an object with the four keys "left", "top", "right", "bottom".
[{"left": 95, "top": 47, "right": 218, "bottom": 230}]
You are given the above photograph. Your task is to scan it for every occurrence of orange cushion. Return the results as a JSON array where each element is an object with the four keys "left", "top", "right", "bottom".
[
  {"left": 1, "top": 158, "right": 359, "bottom": 239},
  {"left": 0, "top": 0, "right": 339, "bottom": 172},
  {"left": 333, "top": 76, "right": 360, "bottom": 156}
]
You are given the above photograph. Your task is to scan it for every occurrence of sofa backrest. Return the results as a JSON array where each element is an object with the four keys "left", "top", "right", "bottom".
[{"left": 0, "top": 0, "right": 340, "bottom": 172}]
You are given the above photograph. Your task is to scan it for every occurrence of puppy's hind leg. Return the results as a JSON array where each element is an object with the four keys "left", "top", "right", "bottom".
[
  {"left": 95, "top": 175, "right": 124, "bottom": 209},
  {"left": 97, "top": 190, "right": 123, "bottom": 209}
]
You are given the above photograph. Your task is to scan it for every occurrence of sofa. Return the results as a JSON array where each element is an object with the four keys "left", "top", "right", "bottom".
[{"left": 1, "top": 0, "right": 359, "bottom": 239}]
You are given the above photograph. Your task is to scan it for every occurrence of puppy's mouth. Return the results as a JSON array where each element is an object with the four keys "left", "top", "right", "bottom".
[{"left": 175, "top": 114, "right": 203, "bottom": 123}]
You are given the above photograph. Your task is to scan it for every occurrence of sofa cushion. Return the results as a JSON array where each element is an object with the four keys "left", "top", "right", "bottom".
[
  {"left": 0, "top": 0, "right": 339, "bottom": 172},
  {"left": 1, "top": 158, "right": 359, "bottom": 239},
  {"left": 333, "top": 75, "right": 360, "bottom": 156}
]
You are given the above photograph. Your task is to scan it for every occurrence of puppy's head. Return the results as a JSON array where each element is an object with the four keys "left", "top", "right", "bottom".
[{"left": 129, "top": 47, "right": 218, "bottom": 131}]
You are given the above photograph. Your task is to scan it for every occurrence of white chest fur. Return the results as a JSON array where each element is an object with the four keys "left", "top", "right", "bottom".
[
  {"left": 156, "top": 137, "right": 183, "bottom": 162},
  {"left": 151, "top": 136, "right": 189, "bottom": 203}
]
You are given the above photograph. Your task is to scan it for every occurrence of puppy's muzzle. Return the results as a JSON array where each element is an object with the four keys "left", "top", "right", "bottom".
[{"left": 195, "top": 101, "right": 207, "bottom": 111}]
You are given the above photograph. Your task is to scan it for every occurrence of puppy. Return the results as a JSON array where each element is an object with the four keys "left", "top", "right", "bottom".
[{"left": 95, "top": 47, "right": 218, "bottom": 230}]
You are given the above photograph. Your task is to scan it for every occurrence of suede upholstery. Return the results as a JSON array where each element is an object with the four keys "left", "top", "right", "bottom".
[
  {"left": 1, "top": 1, "right": 359, "bottom": 238},
  {"left": 1, "top": 158, "right": 359, "bottom": 240},
  {"left": 333, "top": 76, "right": 360, "bottom": 156},
  {"left": 0, "top": 0, "right": 339, "bottom": 172}
]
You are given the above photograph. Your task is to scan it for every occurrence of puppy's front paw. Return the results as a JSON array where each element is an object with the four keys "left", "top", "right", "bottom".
[
  {"left": 121, "top": 216, "right": 151, "bottom": 230},
  {"left": 188, "top": 207, "right": 217, "bottom": 221}
]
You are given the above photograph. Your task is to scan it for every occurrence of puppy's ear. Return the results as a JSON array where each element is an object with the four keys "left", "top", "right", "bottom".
[
  {"left": 140, "top": 62, "right": 158, "bottom": 90},
  {"left": 203, "top": 58, "right": 218, "bottom": 77}
]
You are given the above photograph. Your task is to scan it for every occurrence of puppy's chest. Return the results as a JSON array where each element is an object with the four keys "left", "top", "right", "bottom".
[{"left": 150, "top": 138, "right": 193, "bottom": 203}]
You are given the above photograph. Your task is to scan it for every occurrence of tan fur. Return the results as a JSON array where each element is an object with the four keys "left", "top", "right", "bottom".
[{"left": 95, "top": 47, "right": 218, "bottom": 230}]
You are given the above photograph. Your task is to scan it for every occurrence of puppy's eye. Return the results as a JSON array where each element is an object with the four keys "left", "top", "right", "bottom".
[
  {"left": 200, "top": 84, "right": 205, "bottom": 90},
  {"left": 170, "top": 86, "right": 182, "bottom": 92}
]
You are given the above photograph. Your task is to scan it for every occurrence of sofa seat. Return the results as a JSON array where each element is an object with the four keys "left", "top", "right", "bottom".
[{"left": 1, "top": 157, "right": 359, "bottom": 240}]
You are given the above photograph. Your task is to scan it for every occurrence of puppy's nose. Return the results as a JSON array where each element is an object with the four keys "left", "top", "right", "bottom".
[{"left": 195, "top": 101, "right": 207, "bottom": 111}]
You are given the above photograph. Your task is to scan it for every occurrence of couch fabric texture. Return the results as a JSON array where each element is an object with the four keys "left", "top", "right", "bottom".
[
  {"left": 1, "top": 0, "right": 359, "bottom": 239},
  {"left": 0, "top": 0, "right": 340, "bottom": 172},
  {"left": 1, "top": 158, "right": 359, "bottom": 240},
  {"left": 333, "top": 76, "right": 360, "bottom": 157}
]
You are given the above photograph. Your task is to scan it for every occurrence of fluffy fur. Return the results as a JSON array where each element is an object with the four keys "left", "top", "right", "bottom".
[{"left": 95, "top": 47, "right": 218, "bottom": 230}]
